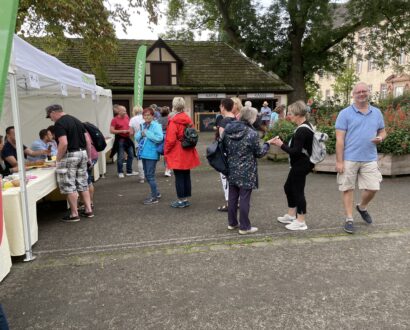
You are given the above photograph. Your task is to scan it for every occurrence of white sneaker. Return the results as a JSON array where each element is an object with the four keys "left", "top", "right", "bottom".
[
  {"left": 227, "top": 225, "right": 239, "bottom": 230},
  {"left": 125, "top": 171, "right": 139, "bottom": 176},
  {"left": 118, "top": 173, "right": 125, "bottom": 178},
  {"left": 285, "top": 220, "right": 307, "bottom": 231},
  {"left": 277, "top": 214, "right": 296, "bottom": 224},
  {"left": 139, "top": 179, "right": 145, "bottom": 184},
  {"left": 164, "top": 169, "right": 172, "bottom": 177},
  {"left": 238, "top": 227, "right": 258, "bottom": 235}
]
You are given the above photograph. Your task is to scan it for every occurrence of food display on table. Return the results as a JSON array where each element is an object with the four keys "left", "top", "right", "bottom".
[
  {"left": 1, "top": 174, "right": 38, "bottom": 191},
  {"left": 25, "top": 159, "right": 56, "bottom": 169}
]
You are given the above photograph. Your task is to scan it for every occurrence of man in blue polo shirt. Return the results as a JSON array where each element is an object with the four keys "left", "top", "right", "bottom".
[{"left": 335, "top": 82, "right": 386, "bottom": 234}]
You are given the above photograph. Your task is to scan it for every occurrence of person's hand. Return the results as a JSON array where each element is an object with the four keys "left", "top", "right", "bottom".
[
  {"left": 267, "top": 136, "right": 283, "bottom": 147},
  {"left": 335, "top": 161, "right": 344, "bottom": 173},
  {"left": 371, "top": 136, "right": 383, "bottom": 144}
]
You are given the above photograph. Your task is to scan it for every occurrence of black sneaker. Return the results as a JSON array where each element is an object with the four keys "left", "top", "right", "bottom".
[
  {"left": 143, "top": 197, "right": 158, "bottom": 205},
  {"left": 344, "top": 220, "right": 354, "bottom": 234},
  {"left": 80, "top": 211, "right": 95, "bottom": 218},
  {"left": 356, "top": 205, "right": 373, "bottom": 224},
  {"left": 61, "top": 214, "right": 80, "bottom": 223},
  {"left": 156, "top": 192, "right": 162, "bottom": 199}
]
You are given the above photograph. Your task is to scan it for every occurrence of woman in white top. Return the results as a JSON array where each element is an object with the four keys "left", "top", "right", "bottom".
[{"left": 129, "top": 106, "right": 145, "bottom": 183}]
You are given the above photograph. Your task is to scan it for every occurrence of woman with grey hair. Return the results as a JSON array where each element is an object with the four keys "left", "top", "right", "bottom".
[
  {"left": 268, "top": 100, "right": 314, "bottom": 231},
  {"left": 164, "top": 97, "right": 200, "bottom": 208},
  {"left": 222, "top": 105, "right": 270, "bottom": 234}
]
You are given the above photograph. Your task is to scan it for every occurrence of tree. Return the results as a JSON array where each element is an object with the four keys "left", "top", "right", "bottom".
[
  {"left": 16, "top": 0, "right": 160, "bottom": 82},
  {"left": 164, "top": 0, "right": 410, "bottom": 103},
  {"left": 331, "top": 63, "right": 359, "bottom": 104}
]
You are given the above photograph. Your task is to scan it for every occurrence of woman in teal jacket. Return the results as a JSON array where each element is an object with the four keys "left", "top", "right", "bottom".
[{"left": 135, "top": 108, "right": 164, "bottom": 205}]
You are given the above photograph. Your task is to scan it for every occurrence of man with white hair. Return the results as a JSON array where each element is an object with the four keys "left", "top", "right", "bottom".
[{"left": 335, "top": 82, "right": 386, "bottom": 234}]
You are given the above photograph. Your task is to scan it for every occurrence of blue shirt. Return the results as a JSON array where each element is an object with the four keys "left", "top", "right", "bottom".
[
  {"left": 260, "top": 106, "right": 272, "bottom": 121},
  {"left": 335, "top": 104, "right": 384, "bottom": 161},
  {"left": 27, "top": 139, "right": 48, "bottom": 161}
]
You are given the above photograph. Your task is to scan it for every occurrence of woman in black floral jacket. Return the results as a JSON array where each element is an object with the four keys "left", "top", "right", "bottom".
[{"left": 222, "top": 106, "right": 270, "bottom": 235}]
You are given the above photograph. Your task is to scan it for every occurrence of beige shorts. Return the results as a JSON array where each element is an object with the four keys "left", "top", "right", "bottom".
[{"left": 337, "top": 161, "right": 382, "bottom": 191}]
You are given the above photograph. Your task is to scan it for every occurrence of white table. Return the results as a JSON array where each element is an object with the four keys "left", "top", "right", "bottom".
[
  {"left": 0, "top": 219, "right": 12, "bottom": 282},
  {"left": 3, "top": 168, "right": 57, "bottom": 256},
  {"left": 98, "top": 137, "right": 114, "bottom": 178}
]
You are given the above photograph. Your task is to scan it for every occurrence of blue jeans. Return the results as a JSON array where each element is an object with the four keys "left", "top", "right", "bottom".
[
  {"left": 117, "top": 139, "right": 134, "bottom": 174},
  {"left": 142, "top": 159, "right": 158, "bottom": 198}
]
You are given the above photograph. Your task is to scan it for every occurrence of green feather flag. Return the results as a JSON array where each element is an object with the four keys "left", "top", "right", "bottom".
[{"left": 134, "top": 45, "right": 147, "bottom": 107}]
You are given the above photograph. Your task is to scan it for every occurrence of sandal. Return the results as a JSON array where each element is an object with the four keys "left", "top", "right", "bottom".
[{"left": 217, "top": 204, "right": 228, "bottom": 212}]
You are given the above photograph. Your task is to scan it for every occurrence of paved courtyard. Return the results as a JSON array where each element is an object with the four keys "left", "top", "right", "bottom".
[{"left": 1, "top": 132, "right": 410, "bottom": 329}]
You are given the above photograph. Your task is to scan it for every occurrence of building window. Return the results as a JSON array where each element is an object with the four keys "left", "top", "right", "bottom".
[
  {"left": 380, "top": 84, "right": 387, "bottom": 99},
  {"left": 367, "top": 58, "right": 376, "bottom": 71},
  {"left": 356, "top": 61, "right": 362, "bottom": 74},
  {"left": 150, "top": 63, "right": 171, "bottom": 86},
  {"left": 399, "top": 51, "right": 406, "bottom": 65},
  {"left": 395, "top": 86, "right": 404, "bottom": 97}
]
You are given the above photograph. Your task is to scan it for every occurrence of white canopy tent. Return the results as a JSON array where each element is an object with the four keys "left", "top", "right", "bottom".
[{"left": 1, "top": 35, "right": 113, "bottom": 261}]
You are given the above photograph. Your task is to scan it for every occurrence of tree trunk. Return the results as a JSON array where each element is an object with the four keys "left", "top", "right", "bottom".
[{"left": 286, "top": 32, "right": 307, "bottom": 104}]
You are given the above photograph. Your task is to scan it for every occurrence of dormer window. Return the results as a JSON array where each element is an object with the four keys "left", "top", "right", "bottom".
[{"left": 145, "top": 39, "right": 182, "bottom": 86}]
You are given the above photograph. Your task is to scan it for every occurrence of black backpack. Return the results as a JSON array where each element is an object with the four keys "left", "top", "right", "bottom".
[
  {"left": 83, "top": 122, "right": 107, "bottom": 152},
  {"left": 181, "top": 125, "right": 199, "bottom": 148},
  {"left": 206, "top": 139, "right": 229, "bottom": 176}
]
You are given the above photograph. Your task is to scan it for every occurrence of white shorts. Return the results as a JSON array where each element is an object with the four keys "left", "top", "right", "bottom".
[{"left": 337, "top": 161, "right": 382, "bottom": 191}]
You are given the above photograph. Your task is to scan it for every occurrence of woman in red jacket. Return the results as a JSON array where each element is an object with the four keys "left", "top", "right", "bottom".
[{"left": 164, "top": 97, "right": 201, "bottom": 208}]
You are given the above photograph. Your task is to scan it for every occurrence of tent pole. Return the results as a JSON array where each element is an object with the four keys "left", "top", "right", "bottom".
[{"left": 8, "top": 72, "right": 36, "bottom": 262}]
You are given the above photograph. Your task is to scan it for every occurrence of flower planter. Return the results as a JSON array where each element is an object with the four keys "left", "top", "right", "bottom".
[
  {"left": 267, "top": 145, "right": 288, "bottom": 161},
  {"left": 314, "top": 153, "right": 410, "bottom": 176}
]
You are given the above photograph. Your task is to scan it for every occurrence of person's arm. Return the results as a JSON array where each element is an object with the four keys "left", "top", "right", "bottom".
[
  {"left": 250, "top": 131, "right": 270, "bottom": 158},
  {"left": 4, "top": 155, "right": 17, "bottom": 168},
  {"left": 164, "top": 121, "right": 177, "bottom": 155},
  {"left": 84, "top": 132, "right": 92, "bottom": 162},
  {"left": 24, "top": 147, "right": 49, "bottom": 158},
  {"left": 56, "top": 135, "right": 68, "bottom": 162},
  {"left": 335, "top": 129, "right": 346, "bottom": 173},
  {"left": 110, "top": 125, "right": 128, "bottom": 135},
  {"left": 371, "top": 128, "right": 387, "bottom": 144},
  {"left": 145, "top": 123, "right": 164, "bottom": 143}
]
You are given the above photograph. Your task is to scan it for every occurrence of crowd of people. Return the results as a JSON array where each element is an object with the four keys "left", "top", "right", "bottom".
[{"left": 1, "top": 82, "right": 385, "bottom": 235}]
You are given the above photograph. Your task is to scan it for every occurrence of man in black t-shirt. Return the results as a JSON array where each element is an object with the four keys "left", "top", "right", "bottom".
[{"left": 46, "top": 104, "right": 94, "bottom": 222}]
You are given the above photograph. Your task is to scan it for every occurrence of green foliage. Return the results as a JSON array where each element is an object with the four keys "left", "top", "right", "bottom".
[
  {"left": 16, "top": 0, "right": 160, "bottom": 82},
  {"left": 163, "top": 0, "right": 410, "bottom": 102},
  {"left": 331, "top": 64, "right": 359, "bottom": 104},
  {"left": 264, "top": 119, "right": 296, "bottom": 144}
]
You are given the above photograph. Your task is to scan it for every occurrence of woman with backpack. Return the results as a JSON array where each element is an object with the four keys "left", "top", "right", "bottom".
[
  {"left": 164, "top": 97, "right": 200, "bottom": 208},
  {"left": 268, "top": 100, "right": 314, "bottom": 231}
]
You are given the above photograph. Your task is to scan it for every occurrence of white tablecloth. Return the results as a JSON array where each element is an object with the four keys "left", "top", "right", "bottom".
[
  {"left": 98, "top": 137, "right": 114, "bottom": 177},
  {"left": 3, "top": 168, "right": 57, "bottom": 256},
  {"left": 0, "top": 219, "right": 12, "bottom": 282}
]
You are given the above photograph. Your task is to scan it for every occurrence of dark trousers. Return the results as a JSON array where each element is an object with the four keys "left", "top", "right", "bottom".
[
  {"left": 0, "top": 304, "right": 9, "bottom": 330},
  {"left": 142, "top": 159, "right": 158, "bottom": 198},
  {"left": 228, "top": 185, "right": 252, "bottom": 230},
  {"left": 284, "top": 161, "right": 314, "bottom": 215},
  {"left": 174, "top": 169, "right": 191, "bottom": 199}
]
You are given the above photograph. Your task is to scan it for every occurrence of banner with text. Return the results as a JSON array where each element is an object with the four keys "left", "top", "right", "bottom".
[
  {"left": 0, "top": 0, "right": 19, "bottom": 247},
  {"left": 134, "top": 45, "right": 147, "bottom": 107}
]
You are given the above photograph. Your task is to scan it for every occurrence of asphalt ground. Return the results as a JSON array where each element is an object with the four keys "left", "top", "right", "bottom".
[{"left": 1, "top": 132, "right": 410, "bottom": 329}]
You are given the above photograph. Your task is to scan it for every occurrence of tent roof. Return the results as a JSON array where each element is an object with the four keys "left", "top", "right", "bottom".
[{"left": 10, "top": 35, "right": 97, "bottom": 92}]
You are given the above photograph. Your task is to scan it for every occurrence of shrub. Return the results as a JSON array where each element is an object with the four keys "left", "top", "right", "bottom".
[{"left": 267, "top": 93, "right": 410, "bottom": 155}]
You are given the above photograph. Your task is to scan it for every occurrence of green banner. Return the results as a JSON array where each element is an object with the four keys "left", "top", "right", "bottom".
[
  {"left": 134, "top": 45, "right": 147, "bottom": 107},
  {"left": 0, "top": 0, "right": 19, "bottom": 116}
]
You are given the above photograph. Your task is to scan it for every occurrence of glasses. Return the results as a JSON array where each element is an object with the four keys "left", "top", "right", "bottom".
[{"left": 354, "top": 90, "right": 368, "bottom": 94}]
